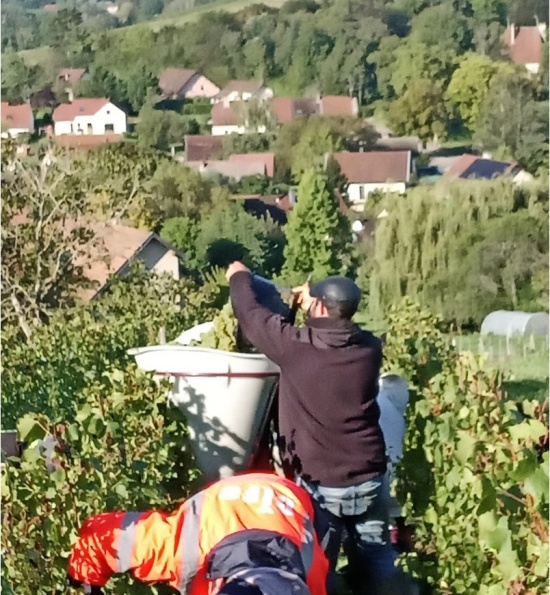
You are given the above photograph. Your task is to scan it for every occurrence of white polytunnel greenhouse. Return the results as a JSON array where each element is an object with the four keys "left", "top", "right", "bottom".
[{"left": 480, "top": 310, "right": 550, "bottom": 337}]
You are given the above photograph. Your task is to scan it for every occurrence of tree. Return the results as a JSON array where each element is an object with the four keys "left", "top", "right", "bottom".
[
  {"left": 475, "top": 77, "right": 549, "bottom": 172},
  {"left": 281, "top": 169, "right": 354, "bottom": 284},
  {"left": 409, "top": 4, "right": 473, "bottom": 53},
  {"left": 1, "top": 145, "right": 99, "bottom": 338},
  {"left": 123, "top": 64, "right": 159, "bottom": 113},
  {"left": 1, "top": 51, "right": 43, "bottom": 103},
  {"left": 160, "top": 216, "right": 200, "bottom": 264},
  {"left": 445, "top": 54, "right": 512, "bottom": 133},
  {"left": 146, "top": 160, "right": 213, "bottom": 221},
  {"left": 136, "top": 102, "right": 193, "bottom": 151},
  {"left": 388, "top": 79, "right": 450, "bottom": 145},
  {"left": 389, "top": 40, "right": 456, "bottom": 97},
  {"left": 222, "top": 133, "right": 270, "bottom": 159}
]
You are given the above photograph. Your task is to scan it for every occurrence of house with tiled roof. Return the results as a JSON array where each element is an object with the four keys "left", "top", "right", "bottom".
[
  {"left": 331, "top": 150, "right": 413, "bottom": 208},
  {"left": 53, "top": 98, "right": 127, "bottom": 136},
  {"left": 213, "top": 80, "right": 273, "bottom": 105},
  {"left": 271, "top": 96, "right": 359, "bottom": 124},
  {"left": 158, "top": 68, "right": 220, "bottom": 100},
  {"left": 57, "top": 68, "right": 89, "bottom": 101},
  {"left": 184, "top": 135, "right": 223, "bottom": 161},
  {"left": 210, "top": 101, "right": 270, "bottom": 136},
  {"left": 77, "top": 221, "right": 186, "bottom": 301},
  {"left": 1, "top": 102, "right": 34, "bottom": 138},
  {"left": 502, "top": 22, "right": 547, "bottom": 74},
  {"left": 443, "top": 154, "right": 533, "bottom": 184},
  {"left": 186, "top": 152, "right": 275, "bottom": 181}
]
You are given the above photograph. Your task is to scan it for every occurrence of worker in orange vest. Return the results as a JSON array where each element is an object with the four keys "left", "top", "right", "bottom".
[{"left": 67, "top": 473, "right": 328, "bottom": 595}]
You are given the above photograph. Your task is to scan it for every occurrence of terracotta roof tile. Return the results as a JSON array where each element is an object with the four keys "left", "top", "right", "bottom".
[
  {"left": 271, "top": 97, "right": 318, "bottom": 123},
  {"left": 53, "top": 98, "right": 111, "bottom": 122},
  {"left": 58, "top": 68, "right": 87, "bottom": 85},
  {"left": 502, "top": 25, "right": 544, "bottom": 64},
  {"left": 332, "top": 151, "right": 411, "bottom": 184},
  {"left": 320, "top": 96, "right": 358, "bottom": 117},
  {"left": 211, "top": 101, "right": 243, "bottom": 126},
  {"left": 228, "top": 152, "right": 275, "bottom": 177},
  {"left": 158, "top": 68, "right": 197, "bottom": 96},
  {"left": 184, "top": 135, "right": 223, "bottom": 161},
  {"left": 1, "top": 102, "right": 33, "bottom": 131}
]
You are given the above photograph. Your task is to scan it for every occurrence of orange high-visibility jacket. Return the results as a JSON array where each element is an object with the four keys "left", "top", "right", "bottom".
[{"left": 68, "top": 473, "right": 328, "bottom": 594}]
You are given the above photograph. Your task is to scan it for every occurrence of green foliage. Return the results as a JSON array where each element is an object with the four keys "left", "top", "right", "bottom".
[
  {"left": 387, "top": 79, "right": 450, "bottom": 144},
  {"left": 367, "top": 179, "right": 549, "bottom": 326},
  {"left": 1, "top": 50, "right": 44, "bottom": 102},
  {"left": 445, "top": 54, "right": 513, "bottom": 133},
  {"left": 475, "top": 76, "right": 549, "bottom": 174},
  {"left": 2, "top": 367, "right": 199, "bottom": 595},
  {"left": 160, "top": 215, "right": 200, "bottom": 262},
  {"left": 193, "top": 302, "right": 241, "bottom": 351},
  {"left": 222, "top": 132, "right": 270, "bottom": 159},
  {"left": 385, "top": 300, "right": 549, "bottom": 593},
  {"left": 1, "top": 266, "right": 227, "bottom": 428},
  {"left": 281, "top": 169, "right": 354, "bottom": 284},
  {"left": 136, "top": 102, "right": 197, "bottom": 151}
]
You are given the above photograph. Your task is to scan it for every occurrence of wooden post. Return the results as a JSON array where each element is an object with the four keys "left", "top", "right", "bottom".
[{"left": 159, "top": 326, "right": 166, "bottom": 345}]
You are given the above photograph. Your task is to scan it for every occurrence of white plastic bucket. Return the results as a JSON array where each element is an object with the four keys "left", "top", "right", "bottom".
[{"left": 128, "top": 345, "right": 280, "bottom": 481}]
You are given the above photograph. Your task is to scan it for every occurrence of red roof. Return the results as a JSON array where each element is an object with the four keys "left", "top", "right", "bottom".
[
  {"left": 53, "top": 98, "right": 111, "bottom": 122},
  {"left": 1, "top": 102, "right": 33, "bottom": 131},
  {"left": 332, "top": 151, "right": 411, "bottom": 184},
  {"left": 271, "top": 97, "right": 317, "bottom": 123},
  {"left": 184, "top": 135, "right": 223, "bottom": 161},
  {"left": 58, "top": 68, "right": 87, "bottom": 85},
  {"left": 320, "top": 96, "right": 358, "bottom": 117},
  {"left": 228, "top": 153, "right": 275, "bottom": 177},
  {"left": 502, "top": 25, "right": 544, "bottom": 64},
  {"left": 211, "top": 102, "right": 243, "bottom": 126},
  {"left": 216, "top": 80, "right": 265, "bottom": 99},
  {"left": 158, "top": 68, "right": 197, "bottom": 96}
]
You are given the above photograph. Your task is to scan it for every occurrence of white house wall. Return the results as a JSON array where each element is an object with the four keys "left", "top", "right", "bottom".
[
  {"left": 347, "top": 182, "right": 407, "bottom": 204},
  {"left": 54, "top": 102, "right": 127, "bottom": 135}
]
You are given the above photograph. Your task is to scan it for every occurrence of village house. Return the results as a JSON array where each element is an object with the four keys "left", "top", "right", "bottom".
[
  {"left": 79, "top": 222, "right": 186, "bottom": 301},
  {"left": 210, "top": 101, "right": 265, "bottom": 136},
  {"left": 1, "top": 102, "right": 34, "bottom": 138},
  {"left": 271, "top": 95, "right": 358, "bottom": 124},
  {"left": 186, "top": 152, "right": 275, "bottom": 181},
  {"left": 213, "top": 80, "right": 274, "bottom": 105},
  {"left": 183, "top": 135, "right": 223, "bottom": 161},
  {"left": 501, "top": 21, "right": 547, "bottom": 74},
  {"left": 57, "top": 68, "right": 89, "bottom": 101},
  {"left": 443, "top": 154, "right": 534, "bottom": 184},
  {"left": 52, "top": 98, "right": 127, "bottom": 136},
  {"left": 158, "top": 68, "right": 220, "bottom": 100},
  {"left": 331, "top": 150, "right": 413, "bottom": 208}
]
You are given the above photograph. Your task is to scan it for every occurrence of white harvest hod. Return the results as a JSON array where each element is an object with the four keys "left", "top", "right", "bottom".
[{"left": 127, "top": 345, "right": 280, "bottom": 481}]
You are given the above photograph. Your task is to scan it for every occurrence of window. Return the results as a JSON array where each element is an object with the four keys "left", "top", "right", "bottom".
[
  {"left": 104, "top": 124, "right": 114, "bottom": 133},
  {"left": 106, "top": 110, "right": 110, "bottom": 114},
  {"left": 86, "top": 123, "right": 93, "bottom": 134},
  {"left": 359, "top": 186, "right": 365, "bottom": 201}
]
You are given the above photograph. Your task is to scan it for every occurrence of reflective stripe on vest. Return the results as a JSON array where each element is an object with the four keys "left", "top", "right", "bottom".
[
  {"left": 301, "top": 513, "right": 315, "bottom": 574},
  {"left": 116, "top": 512, "right": 143, "bottom": 572},
  {"left": 178, "top": 491, "right": 204, "bottom": 594}
]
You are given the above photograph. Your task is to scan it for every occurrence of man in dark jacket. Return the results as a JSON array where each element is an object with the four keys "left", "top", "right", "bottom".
[{"left": 226, "top": 263, "right": 398, "bottom": 595}]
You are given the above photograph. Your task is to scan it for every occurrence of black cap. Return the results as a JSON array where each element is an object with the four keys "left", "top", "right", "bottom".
[
  {"left": 309, "top": 276, "right": 361, "bottom": 309},
  {"left": 218, "top": 580, "right": 264, "bottom": 595}
]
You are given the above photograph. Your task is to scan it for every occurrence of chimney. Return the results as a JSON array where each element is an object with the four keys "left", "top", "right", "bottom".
[
  {"left": 510, "top": 22, "right": 516, "bottom": 45},
  {"left": 288, "top": 188, "right": 297, "bottom": 206}
]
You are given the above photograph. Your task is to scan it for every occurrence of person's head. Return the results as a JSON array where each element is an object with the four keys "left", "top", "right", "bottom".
[{"left": 308, "top": 276, "right": 361, "bottom": 320}]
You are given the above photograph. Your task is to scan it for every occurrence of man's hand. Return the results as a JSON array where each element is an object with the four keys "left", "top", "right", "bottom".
[
  {"left": 226, "top": 261, "right": 251, "bottom": 282},
  {"left": 291, "top": 282, "right": 315, "bottom": 312}
]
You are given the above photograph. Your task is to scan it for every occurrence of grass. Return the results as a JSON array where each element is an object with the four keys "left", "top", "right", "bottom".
[
  {"left": 114, "top": 0, "right": 286, "bottom": 33},
  {"left": 19, "top": 45, "right": 55, "bottom": 68}
]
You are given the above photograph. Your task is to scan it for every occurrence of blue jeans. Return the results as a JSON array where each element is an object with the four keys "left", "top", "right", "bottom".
[{"left": 296, "top": 475, "right": 397, "bottom": 594}]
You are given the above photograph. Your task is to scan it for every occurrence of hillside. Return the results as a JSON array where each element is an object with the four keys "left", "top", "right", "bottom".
[{"left": 18, "top": 0, "right": 286, "bottom": 67}]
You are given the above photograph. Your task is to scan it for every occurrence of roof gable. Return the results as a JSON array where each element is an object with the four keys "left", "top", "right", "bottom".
[
  {"left": 502, "top": 25, "right": 544, "bottom": 64},
  {"left": 158, "top": 68, "right": 197, "bottom": 96},
  {"left": 53, "top": 98, "right": 112, "bottom": 122},
  {"left": 217, "top": 80, "right": 265, "bottom": 99}
]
